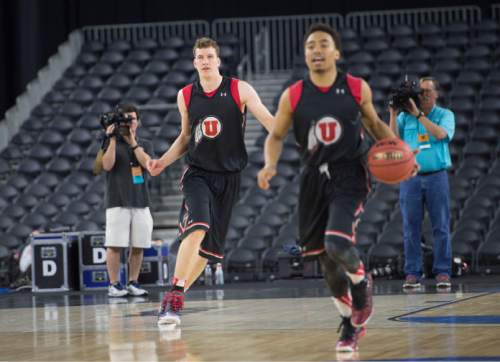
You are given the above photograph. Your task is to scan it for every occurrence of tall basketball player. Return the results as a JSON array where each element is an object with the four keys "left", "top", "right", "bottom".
[
  {"left": 258, "top": 23, "right": 397, "bottom": 353},
  {"left": 148, "top": 37, "right": 273, "bottom": 325}
]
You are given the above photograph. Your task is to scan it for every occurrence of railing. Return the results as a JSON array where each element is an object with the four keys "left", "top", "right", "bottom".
[
  {"left": 1, "top": 6, "right": 492, "bottom": 150},
  {"left": 253, "top": 27, "right": 270, "bottom": 74},
  {"left": 212, "top": 13, "right": 343, "bottom": 72},
  {"left": 0, "top": 30, "right": 83, "bottom": 151},
  {"left": 492, "top": 4, "right": 500, "bottom": 20},
  {"left": 346, "top": 5, "right": 482, "bottom": 30},
  {"left": 82, "top": 20, "right": 210, "bottom": 43},
  {"left": 237, "top": 54, "right": 253, "bottom": 81}
]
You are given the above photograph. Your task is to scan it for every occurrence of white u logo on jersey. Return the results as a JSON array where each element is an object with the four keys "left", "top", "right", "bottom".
[
  {"left": 201, "top": 116, "right": 222, "bottom": 139},
  {"left": 314, "top": 116, "right": 342, "bottom": 145}
]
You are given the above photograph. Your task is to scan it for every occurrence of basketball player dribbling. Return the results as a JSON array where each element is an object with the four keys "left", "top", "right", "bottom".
[
  {"left": 148, "top": 37, "right": 274, "bottom": 326},
  {"left": 258, "top": 23, "right": 401, "bottom": 353}
]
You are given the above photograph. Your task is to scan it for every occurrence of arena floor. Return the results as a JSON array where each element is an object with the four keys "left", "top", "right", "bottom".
[{"left": 0, "top": 276, "right": 499, "bottom": 361}]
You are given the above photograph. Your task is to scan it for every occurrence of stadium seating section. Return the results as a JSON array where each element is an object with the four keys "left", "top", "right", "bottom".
[{"left": 1, "top": 17, "right": 499, "bottom": 281}]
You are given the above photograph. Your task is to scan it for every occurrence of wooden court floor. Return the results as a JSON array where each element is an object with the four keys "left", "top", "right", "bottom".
[{"left": 0, "top": 277, "right": 499, "bottom": 361}]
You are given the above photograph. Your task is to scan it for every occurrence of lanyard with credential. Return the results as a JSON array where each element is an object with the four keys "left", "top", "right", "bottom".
[
  {"left": 417, "top": 133, "right": 431, "bottom": 150},
  {"left": 129, "top": 146, "right": 144, "bottom": 185}
]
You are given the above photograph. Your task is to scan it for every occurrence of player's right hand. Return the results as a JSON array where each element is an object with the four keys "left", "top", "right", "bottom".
[
  {"left": 257, "top": 165, "right": 277, "bottom": 190},
  {"left": 147, "top": 159, "right": 165, "bottom": 176}
]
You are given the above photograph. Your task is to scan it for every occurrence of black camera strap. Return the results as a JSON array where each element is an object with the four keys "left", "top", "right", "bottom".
[{"left": 128, "top": 138, "right": 141, "bottom": 167}]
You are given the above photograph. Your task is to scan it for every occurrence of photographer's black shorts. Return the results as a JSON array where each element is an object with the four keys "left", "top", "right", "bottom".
[
  {"left": 298, "top": 160, "right": 370, "bottom": 258},
  {"left": 178, "top": 166, "right": 240, "bottom": 261}
]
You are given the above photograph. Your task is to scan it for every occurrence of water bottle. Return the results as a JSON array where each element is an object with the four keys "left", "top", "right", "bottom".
[
  {"left": 204, "top": 264, "right": 213, "bottom": 286},
  {"left": 214, "top": 263, "right": 224, "bottom": 285}
]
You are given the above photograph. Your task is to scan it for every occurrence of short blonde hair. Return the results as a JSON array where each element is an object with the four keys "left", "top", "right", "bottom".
[{"left": 192, "top": 37, "right": 220, "bottom": 57}]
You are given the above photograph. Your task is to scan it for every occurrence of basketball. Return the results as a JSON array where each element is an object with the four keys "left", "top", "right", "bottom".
[{"left": 367, "top": 138, "right": 415, "bottom": 184}]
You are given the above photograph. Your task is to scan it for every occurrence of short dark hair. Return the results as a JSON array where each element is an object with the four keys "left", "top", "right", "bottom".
[
  {"left": 118, "top": 103, "right": 139, "bottom": 118},
  {"left": 304, "top": 23, "right": 342, "bottom": 54},
  {"left": 193, "top": 37, "right": 220, "bottom": 57},
  {"left": 420, "top": 76, "right": 440, "bottom": 91}
]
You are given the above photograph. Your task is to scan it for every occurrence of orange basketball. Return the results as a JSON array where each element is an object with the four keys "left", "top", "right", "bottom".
[{"left": 367, "top": 138, "right": 415, "bottom": 184}]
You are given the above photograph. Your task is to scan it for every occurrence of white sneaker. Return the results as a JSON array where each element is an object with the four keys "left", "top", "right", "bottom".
[
  {"left": 127, "top": 281, "right": 149, "bottom": 296},
  {"left": 108, "top": 283, "right": 128, "bottom": 297},
  {"left": 158, "top": 324, "right": 182, "bottom": 341},
  {"left": 158, "top": 311, "right": 181, "bottom": 325}
]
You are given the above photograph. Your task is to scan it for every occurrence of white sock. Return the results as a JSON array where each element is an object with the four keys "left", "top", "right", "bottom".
[
  {"left": 332, "top": 294, "right": 352, "bottom": 318},
  {"left": 175, "top": 279, "right": 186, "bottom": 288},
  {"left": 346, "top": 262, "right": 366, "bottom": 285}
]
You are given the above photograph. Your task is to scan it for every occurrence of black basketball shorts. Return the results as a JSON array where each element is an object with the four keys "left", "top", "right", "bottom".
[
  {"left": 298, "top": 160, "right": 370, "bottom": 258},
  {"left": 178, "top": 166, "right": 240, "bottom": 261}
]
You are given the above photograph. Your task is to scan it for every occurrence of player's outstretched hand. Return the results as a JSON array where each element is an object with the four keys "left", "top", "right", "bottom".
[
  {"left": 257, "top": 165, "right": 277, "bottom": 190},
  {"left": 147, "top": 159, "right": 165, "bottom": 176}
]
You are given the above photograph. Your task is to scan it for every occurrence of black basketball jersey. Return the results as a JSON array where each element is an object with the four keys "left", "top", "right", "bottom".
[
  {"left": 182, "top": 76, "right": 247, "bottom": 173},
  {"left": 290, "top": 72, "right": 368, "bottom": 167}
]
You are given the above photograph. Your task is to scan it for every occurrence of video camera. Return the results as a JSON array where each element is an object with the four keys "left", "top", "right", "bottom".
[
  {"left": 389, "top": 79, "right": 422, "bottom": 113},
  {"left": 100, "top": 108, "right": 133, "bottom": 137}
]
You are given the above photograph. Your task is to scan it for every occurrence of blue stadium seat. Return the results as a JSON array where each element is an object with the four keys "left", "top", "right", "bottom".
[
  {"left": 376, "top": 49, "right": 403, "bottom": 64},
  {"left": 21, "top": 117, "right": 45, "bottom": 133},
  {"left": 17, "top": 159, "right": 43, "bottom": 179},
  {"left": 25, "top": 183, "right": 51, "bottom": 199},
  {"left": 348, "top": 51, "right": 374, "bottom": 65},
  {"left": 74, "top": 220, "right": 101, "bottom": 232},
  {"left": 79, "top": 75, "right": 104, "bottom": 90},
  {"left": 134, "top": 73, "right": 160, "bottom": 89},
  {"left": 77, "top": 52, "right": 99, "bottom": 68},
  {"left": 416, "top": 23, "right": 441, "bottom": 37},
  {"left": 0, "top": 233, "right": 22, "bottom": 249},
  {"left": 65, "top": 200, "right": 91, "bottom": 216},
  {"left": 106, "top": 73, "right": 132, "bottom": 89},
  {"left": 162, "top": 37, "right": 184, "bottom": 50},
  {"left": 32, "top": 202, "right": 59, "bottom": 219},
  {"left": 145, "top": 60, "right": 171, "bottom": 75},
  {"left": 443, "top": 22, "right": 469, "bottom": 37},
  {"left": 127, "top": 50, "right": 152, "bottom": 63},
  {"left": 22, "top": 213, "right": 49, "bottom": 229},
  {"left": 422, "top": 36, "right": 446, "bottom": 50},
  {"left": 446, "top": 34, "right": 469, "bottom": 49},
  {"left": 117, "top": 61, "right": 142, "bottom": 76},
  {"left": 108, "top": 40, "right": 132, "bottom": 53},
  {"left": 77, "top": 114, "right": 101, "bottom": 131},
  {"left": 7, "top": 174, "right": 29, "bottom": 191},
  {"left": 153, "top": 48, "right": 179, "bottom": 63},
  {"left": 49, "top": 115, "right": 75, "bottom": 135},
  {"left": 55, "top": 212, "right": 80, "bottom": 228},
  {"left": 4, "top": 205, "right": 26, "bottom": 220},
  {"left": 46, "top": 157, "right": 72, "bottom": 177},
  {"left": 364, "top": 39, "right": 389, "bottom": 54},
  {"left": 97, "top": 87, "right": 123, "bottom": 103},
  {"left": 464, "top": 45, "right": 491, "bottom": 60},
  {"left": 54, "top": 77, "right": 77, "bottom": 91},
  {"left": 405, "top": 61, "right": 431, "bottom": 77},
  {"left": 134, "top": 38, "right": 158, "bottom": 51},
  {"left": 17, "top": 194, "right": 40, "bottom": 210},
  {"left": 89, "top": 63, "right": 114, "bottom": 77},
  {"left": 82, "top": 41, "right": 104, "bottom": 54},
  {"left": 388, "top": 25, "right": 414, "bottom": 38},
  {"left": 0, "top": 215, "right": 15, "bottom": 233},
  {"left": 392, "top": 37, "right": 417, "bottom": 52},
  {"left": 154, "top": 85, "right": 178, "bottom": 102},
  {"left": 347, "top": 64, "right": 372, "bottom": 79},
  {"left": 125, "top": 86, "right": 152, "bottom": 103}
]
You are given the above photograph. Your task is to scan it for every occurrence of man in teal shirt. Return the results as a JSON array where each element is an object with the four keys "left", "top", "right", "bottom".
[{"left": 389, "top": 77, "right": 455, "bottom": 289}]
